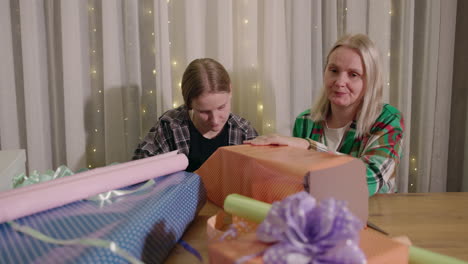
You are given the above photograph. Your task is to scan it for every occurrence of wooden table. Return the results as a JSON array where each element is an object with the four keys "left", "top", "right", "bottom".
[
  {"left": 369, "top": 192, "right": 468, "bottom": 261},
  {"left": 165, "top": 192, "right": 468, "bottom": 263}
]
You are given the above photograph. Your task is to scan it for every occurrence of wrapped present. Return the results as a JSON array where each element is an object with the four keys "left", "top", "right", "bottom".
[
  {"left": 208, "top": 229, "right": 409, "bottom": 264},
  {"left": 0, "top": 171, "right": 206, "bottom": 264},
  {"left": 0, "top": 150, "right": 187, "bottom": 222},
  {"left": 207, "top": 193, "right": 409, "bottom": 264},
  {"left": 196, "top": 145, "right": 368, "bottom": 225}
]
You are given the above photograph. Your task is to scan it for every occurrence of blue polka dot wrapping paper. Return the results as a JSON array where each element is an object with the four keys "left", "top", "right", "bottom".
[{"left": 0, "top": 171, "right": 206, "bottom": 264}]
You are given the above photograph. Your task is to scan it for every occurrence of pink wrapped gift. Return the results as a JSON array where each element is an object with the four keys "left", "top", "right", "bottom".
[
  {"left": 196, "top": 145, "right": 368, "bottom": 225},
  {"left": 208, "top": 229, "right": 409, "bottom": 264},
  {"left": 207, "top": 211, "right": 409, "bottom": 264}
]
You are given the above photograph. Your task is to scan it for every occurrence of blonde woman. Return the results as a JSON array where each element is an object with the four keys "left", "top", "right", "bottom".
[
  {"left": 245, "top": 34, "right": 404, "bottom": 196},
  {"left": 134, "top": 58, "right": 258, "bottom": 172}
]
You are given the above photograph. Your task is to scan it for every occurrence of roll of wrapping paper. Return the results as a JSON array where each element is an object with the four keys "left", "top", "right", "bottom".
[
  {"left": 223, "top": 194, "right": 468, "bottom": 264},
  {"left": 0, "top": 151, "right": 188, "bottom": 223},
  {"left": 224, "top": 194, "right": 272, "bottom": 223}
]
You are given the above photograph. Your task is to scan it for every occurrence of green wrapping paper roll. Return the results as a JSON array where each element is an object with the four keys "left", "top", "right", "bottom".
[
  {"left": 223, "top": 193, "right": 468, "bottom": 264},
  {"left": 409, "top": 246, "right": 467, "bottom": 264},
  {"left": 223, "top": 194, "right": 272, "bottom": 223}
]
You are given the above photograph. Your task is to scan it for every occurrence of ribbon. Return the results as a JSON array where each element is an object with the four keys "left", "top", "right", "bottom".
[
  {"left": 8, "top": 221, "right": 144, "bottom": 264},
  {"left": 256, "top": 191, "right": 366, "bottom": 264},
  {"left": 177, "top": 239, "right": 203, "bottom": 262},
  {"left": 86, "top": 179, "right": 155, "bottom": 207}
]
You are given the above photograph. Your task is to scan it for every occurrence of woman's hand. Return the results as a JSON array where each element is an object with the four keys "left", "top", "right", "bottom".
[{"left": 244, "top": 134, "right": 310, "bottom": 149}]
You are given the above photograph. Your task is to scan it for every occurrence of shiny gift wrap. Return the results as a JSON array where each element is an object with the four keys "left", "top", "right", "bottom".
[{"left": 0, "top": 171, "right": 206, "bottom": 264}]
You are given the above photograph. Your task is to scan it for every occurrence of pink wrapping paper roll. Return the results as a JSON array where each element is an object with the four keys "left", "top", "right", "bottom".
[{"left": 0, "top": 151, "right": 188, "bottom": 223}]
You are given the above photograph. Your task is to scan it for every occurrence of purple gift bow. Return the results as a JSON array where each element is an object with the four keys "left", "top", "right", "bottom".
[{"left": 235, "top": 191, "right": 366, "bottom": 264}]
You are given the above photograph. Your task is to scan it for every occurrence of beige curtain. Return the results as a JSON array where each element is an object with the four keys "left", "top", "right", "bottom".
[{"left": 0, "top": 0, "right": 464, "bottom": 192}]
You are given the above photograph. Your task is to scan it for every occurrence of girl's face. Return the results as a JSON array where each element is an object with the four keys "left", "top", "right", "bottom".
[{"left": 191, "top": 91, "right": 231, "bottom": 135}]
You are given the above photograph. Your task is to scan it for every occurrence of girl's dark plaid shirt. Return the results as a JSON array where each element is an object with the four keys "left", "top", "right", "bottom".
[{"left": 133, "top": 105, "right": 258, "bottom": 159}]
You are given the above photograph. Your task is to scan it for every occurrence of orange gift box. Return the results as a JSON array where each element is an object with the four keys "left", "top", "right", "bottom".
[
  {"left": 196, "top": 145, "right": 368, "bottom": 225},
  {"left": 208, "top": 228, "right": 409, "bottom": 264}
]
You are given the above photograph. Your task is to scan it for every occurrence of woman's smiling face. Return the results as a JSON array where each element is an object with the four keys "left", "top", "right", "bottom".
[{"left": 324, "top": 46, "right": 366, "bottom": 110}]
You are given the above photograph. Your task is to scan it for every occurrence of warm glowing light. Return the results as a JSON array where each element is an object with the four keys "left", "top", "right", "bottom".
[
  {"left": 266, "top": 123, "right": 271, "bottom": 127},
  {"left": 149, "top": 90, "right": 153, "bottom": 94},
  {"left": 172, "top": 61, "right": 177, "bottom": 66},
  {"left": 98, "top": 90, "right": 102, "bottom": 93},
  {"left": 414, "top": 168, "right": 417, "bottom": 171},
  {"left": 412, "top": 158, "right": 416, "bottom": 161},
  {"left": 389, "top": 10, "right": 392, "bottom": 15},
  {"left": 151, "top": 32, "right": 155, "bottom": 36},
  {"left": 244, "top": 19, "right": 249, "bottom": 24},
  {"left": 93, "top": 148, "right": 96, "bottom": 152},
  {"left": 88, "top": 165, "right": 92, "bottom": 168},
  {"left": 92, "top": 50, "right": 96, "bottom": 53},
  {"left": 94, "top": 129, "right": 98, "bottom": 132},
  {"left": 387, "top": 52, "right": 391, "bottom": 57},
  {"left": 92, "top": 70, "right": 97, "bottom": 74},
  {"left": 178, "top": 82, "right": 181, "bottom": 87},
  {"left": 258, "top": 104, "right": 263, "bottom": 111},
  {"left": 148, "top": 10, "right": 152, "bottom": 14},
  {"left": 93, "top": 28, "right": 97, "bottom": 32},
  {"left": 173, "top": 102, "right": 177, "bottom": 108},
  {"left": 97, "top": 109, "right": 100, "bottom": 113},
  {"left": 387, "top": 82, "right": 390, "bottom": 86},
  {"left": 153, "top": 69, "right": 156, "bottom": 74},
  {"left": 142, "top": 109, "right": 146, "bottom": 113}
]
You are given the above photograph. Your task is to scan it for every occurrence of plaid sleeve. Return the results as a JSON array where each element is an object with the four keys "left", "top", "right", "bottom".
[
  {"left": 132, "top": 120, "right": 174, "bottom": 160},
  {"left": 361, "top": 112, "right": 404, "bottom": 196},
  {"left": 245, "top": 125, "right": 259, "bottom": 140}
]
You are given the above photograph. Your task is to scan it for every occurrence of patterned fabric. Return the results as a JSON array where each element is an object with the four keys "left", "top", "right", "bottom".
[
  {"left": 133, "top": 105, "right": 258, "bottom": 159},
  {"left": 0, "top": 171, "right": 206, "bottom": 264},
  {"left": 293, "top": 104, "right": 404, "bottom": 196}
]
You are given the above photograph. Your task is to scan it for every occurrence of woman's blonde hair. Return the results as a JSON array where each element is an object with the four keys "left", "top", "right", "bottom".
[
  {"left": 311, "top": 34, "right": 383, "bottom": 138},
  {"left": 181, "top": 58, "right": 231, "bottom": 109}
]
